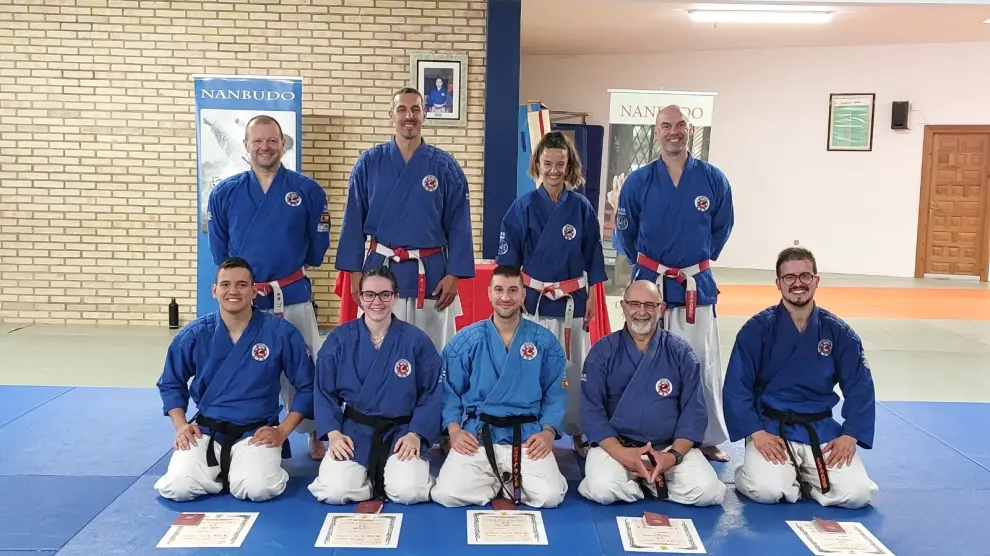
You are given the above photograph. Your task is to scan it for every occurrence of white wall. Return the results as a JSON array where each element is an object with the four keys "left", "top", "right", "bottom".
[{"left": 522, "top": 42, "right": 990, "bottom": 277}]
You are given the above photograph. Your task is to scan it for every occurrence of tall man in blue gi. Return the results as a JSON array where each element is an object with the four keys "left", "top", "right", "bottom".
[
  {"left": 308, "top": 266, "right": 443, "bottom": 505},
  {"left": 154, "top": 257, "right": 315, "bottom": 502},
  {"left": 431, "top": 265, "right": 570, "bottom": 508},
  {"left": 208, "top": 114, "right": 331, "bottom": 460},
  {"left": 498, "top": 130, "right": 608, "bottom": 457},
  {"left": 723, "top": 247, "right": 878, "bottom": 509},
  {"left": 336, "top": 87, "right": 475, "bottom": 353},
  {"left": 614, "top": 105, "right": 734, "bottom": 462},
  {"left": 578, "top": 280, "right": 726, "bottom": 507}
]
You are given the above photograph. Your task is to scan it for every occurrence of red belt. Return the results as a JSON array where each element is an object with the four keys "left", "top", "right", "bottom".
[
  {"left": 635, "top": 253, "right": 710, "bottom": 324},
  {"left": 522, "top": 272, "right": 588, "bottom": 361},
  {"left": 370, "top": 240, "right": 443, "bottom": 309},
  {"left": 254, "top": 267, "right": 305, "bottom": 317}
]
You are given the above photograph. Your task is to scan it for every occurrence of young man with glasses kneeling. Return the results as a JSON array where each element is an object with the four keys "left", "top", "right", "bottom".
[
  {"left": 723, "top": 247, "right": 878, "bottom": 509},
  {"left": 308, "top": 266, "right": 444, "bottom": 505}
]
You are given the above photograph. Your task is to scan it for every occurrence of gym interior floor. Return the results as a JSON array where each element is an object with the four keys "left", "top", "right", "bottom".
[{"left": 1, "top": 268, "right": 988, "bottom": 555}]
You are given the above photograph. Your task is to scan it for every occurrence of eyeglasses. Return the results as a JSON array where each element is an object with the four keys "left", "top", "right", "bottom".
[
  {"left": 779, "top": 273, "right": 816, "bottom": 286},
  {"left": 622, "top": 300, "right": 661, "bottom": 311},
  {"left": 360, "top": 290, "right": 395, "bottom": 303}
]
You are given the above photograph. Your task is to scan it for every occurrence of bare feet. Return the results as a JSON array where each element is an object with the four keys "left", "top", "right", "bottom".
[
  {"left": 700, "top": 445, "right": 729, "bottom": 462},
  {"left": 572, "top": 435, "right": 589, "bottom": 458},
  {"left": 309, "top": 431, "right": 326, "bottom": 460}
]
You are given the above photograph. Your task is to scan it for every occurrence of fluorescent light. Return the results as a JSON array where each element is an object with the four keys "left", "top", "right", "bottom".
[
  {"left": 688, "top": 9, "right": 833, "bottom": 24},
  {"left": 983, "top": 19, "right": 990, "bottom": 24}
]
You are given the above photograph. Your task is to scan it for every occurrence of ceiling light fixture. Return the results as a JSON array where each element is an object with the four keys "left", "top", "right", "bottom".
[
  {"left": 983, "top": 19, "right": 990, "bottom": 24},
  {"left": 688, "top": 9, "right": 833, "bottom": 24}
]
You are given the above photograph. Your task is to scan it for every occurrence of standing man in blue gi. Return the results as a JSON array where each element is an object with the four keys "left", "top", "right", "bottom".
[
  {"left": 723, "top": 247, "right": 878, "bottom": 509},
  {"left": 613, "top": 105, "right": 734, "bottom": 462},
  {"left": 207, "top": 114, "right": 331, "bottom": 460},
  {"left": 336, "top": 87, "right": 475, "bottom": 353},
  {"left": 578, "top": 280, "right": 725, "bottom": 507}
]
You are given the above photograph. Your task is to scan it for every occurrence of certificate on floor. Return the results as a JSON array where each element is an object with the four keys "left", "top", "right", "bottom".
[
  {"left": 616, "top": 516, "right": 707, "bottom": 553},
  {"left": 787, "top": 520, "right": 895, "bottom": 555},
  {"left": 157, "top": 512, "right": 259, "bottom": 548},
  {"left": 314, "top": 513, "right": 403, "bottom": 549},
  {"left": 466, "top": 510, "right": 549, "bottom": 545}
]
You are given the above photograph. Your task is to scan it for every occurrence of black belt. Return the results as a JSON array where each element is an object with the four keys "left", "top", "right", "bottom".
[
  {"left": 619, "top": 436, "right": 669, "bottom": 499},
  {"left": 343, "top": 405, "right": 412, "bottom": 501},
  {"left": 193, "top": 414, "right": 284, "bottom": 493},
  {"left": 473, "top": 412, "right": 538, "bottom": 505},
  {"left": 761, "top": 406, "right": 832, "bottom": 495}
]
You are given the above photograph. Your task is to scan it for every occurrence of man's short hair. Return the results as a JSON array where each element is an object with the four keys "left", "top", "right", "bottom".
[
  {"left": 360, "top": 265, "right": 399, "bottom": 292},
  {"left": 216, "top": 257, "right": 254, "bottom": 283},
  {"left": 490, "top": 264, "right": 523, "bottom": 284},
  {"left": 390, "top": 87, "right": 425, "bottom": 111},
  {"left": 244, "top": 114, "right": 284, "bottom": 140},
  {"left": 775, "top": 247, "right": 817, "bottom": 277}
]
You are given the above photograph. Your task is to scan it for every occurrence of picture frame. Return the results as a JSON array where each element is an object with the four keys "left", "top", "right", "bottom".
[
  {"left": 408, "top": 52, "right": 468, "bottom": 128},
  {"left": 826, "top": 93, "right": 876, "bottom": 152}
]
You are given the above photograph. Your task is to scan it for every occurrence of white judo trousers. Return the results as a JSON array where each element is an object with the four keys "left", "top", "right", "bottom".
[
  {"left": 522, "top": 314, "right": 590, "bottom": 438},
  {"left": 431, "top": 446, "right": 569, "bottom": 508},
  {"left": 578, "top": 447, "right": 726, "bottom": 507},
  {"left": 154, "top": 434, "right": 288, "bottom": 502},
  {"left": 664, "top": 306, "right": 728, "bottom": 447},
  {"left": 734, "top": 440, "right": 878, "bottom": 509},
  {"left": 262, "top": 301, "right": 320, "bottom": 435},
  {"left": 376, "top": 296, "right": 462, "bottom": 354},
  {"left": 308, "top": 455, "right": 434, "bottom": 505}
]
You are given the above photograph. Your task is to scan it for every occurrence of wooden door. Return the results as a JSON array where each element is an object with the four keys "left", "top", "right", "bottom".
[{"left": 915, "top": 126, "right": 990, "bottom": 281}]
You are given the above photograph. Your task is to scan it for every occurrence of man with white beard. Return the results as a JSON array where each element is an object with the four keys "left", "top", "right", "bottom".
[{"left": 576, "top": 280, "right": 725, "bottom": 507}]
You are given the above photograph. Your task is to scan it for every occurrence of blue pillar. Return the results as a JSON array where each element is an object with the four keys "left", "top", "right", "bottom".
[{"left": 482, "top": 0, "right": 521, "bottom": 260}]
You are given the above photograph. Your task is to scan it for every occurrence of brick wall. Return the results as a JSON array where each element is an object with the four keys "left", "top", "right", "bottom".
[{"left": 0, "top": 0, "right": 488, "bottom": 327}]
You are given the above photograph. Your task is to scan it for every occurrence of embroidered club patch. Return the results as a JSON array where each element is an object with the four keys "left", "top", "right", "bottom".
[
  {"left": 818, "top": 339, "right": 833, "bottom": 356},
  {"left": 655, "top": 378, "right": 672, "bottom": 397},
  {"left": 251, "top": 343, "right": 270, "bottom": 361},
  {"left": 520, "top": 342, "right": 538, "bottom": 360},
  {"left": 694, "top": 196, "right": 710, "bottom": 211},
  {"left": 285, "top": 191, "right": 302, "bottom": 207},
  {"left": 422, "top": 175, "right": 438, "bottom": 192},
  {"left": 561, "top": 224, "right": 576, "bottom": 241},
  {"left": 394, "top": 359, "right": 412, "bottom": 378},
  {"left": 616, "top": 214, "right": 628, "bottom": 230}
]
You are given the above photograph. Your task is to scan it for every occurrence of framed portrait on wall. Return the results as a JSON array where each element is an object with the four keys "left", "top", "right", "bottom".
[{"left": 408, "top": 52, "right": 468, "bottom": 128}]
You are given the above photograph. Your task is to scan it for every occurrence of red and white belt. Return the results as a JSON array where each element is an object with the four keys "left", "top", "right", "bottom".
[
  {"left": 635, "top": 253, "right": 710, "bottom": 324},
  {"left": 522, "top": 272, "right": 587, "bottom": 361},
  {"left": 370, "top": 240, "right": 443, "bottom": 309},
  {"left": 254, "top": 267, "right": 306, "bottom": 317}
]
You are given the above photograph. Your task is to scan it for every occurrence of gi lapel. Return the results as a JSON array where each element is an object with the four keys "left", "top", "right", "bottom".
[
  {"left": 525, "top": 188, "right": 580, "bottom": 272},
  {"left": 353, "top": 316, "right": 401, "bottom": 412},
  {"left": 197, "top": 310, "right": 266, "bottom": 413},
  {"left": 371, "top": 140, "right": 427, "bottom": 238},
  {"left": 761, "top": 304, "right": 820, "bottom": 395},
  {"left": 229, "top": 167, "right": 288, "bottom": 256},
  {"left": 608, "top": 328, "right": 658, "bottom": 428},
  {"left": 477, "top": 318, "right": 521, "bottom": 411}
]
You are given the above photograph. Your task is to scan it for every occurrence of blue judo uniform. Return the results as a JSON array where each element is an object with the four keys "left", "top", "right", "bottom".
[
  {"left": 208, "top": 166, "right": 330, "bottom": 313},
  {"left": 431, "top": 318, "right": 569, "bottom": 507},
  {"left": 312, "top": 317, "right": 443, "bottom": 500},
  {"left": 724, "top": 303, "right": 878, "bottom": 507},
  {"left": 335, "top": 140, "right": 475, "bottom": 308},
  {"left": 155, "top": 309, "right": 315, "bottom": 500}
]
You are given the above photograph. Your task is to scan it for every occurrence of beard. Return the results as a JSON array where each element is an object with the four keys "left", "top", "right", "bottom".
[
  {"left": 628, "top": 319, "right": 654, "bottom": 335},
  {"left": 783, "top": 286, "right": 813, "bottom": 307},
  {"left": 494, "top": 306, "right": 520, "bottom": 320}
]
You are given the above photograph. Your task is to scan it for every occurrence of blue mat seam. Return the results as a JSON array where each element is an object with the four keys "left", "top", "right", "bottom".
[
  {"left": 0, "top": 387, "right": 75, "bottom": 431},
  {"left": 50, "top": 475, "right": 144, "bottom": 553},
  {"left": 878, "top": 401, "right": 990, "bottom": 477}
]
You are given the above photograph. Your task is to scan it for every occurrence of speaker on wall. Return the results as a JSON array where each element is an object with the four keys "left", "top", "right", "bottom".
[{"left": 891, "top": 101, "right": 909, "bottom": 130}]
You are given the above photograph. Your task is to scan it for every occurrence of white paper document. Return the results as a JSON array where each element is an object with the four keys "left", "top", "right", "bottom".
[
  {"left": 616, "top": 516, "right": 707, "bottom": 553},
  {"left": 466, "top": 510, "right": 549, "bottom": 545},
  {"left": 314, "top": 513, "right": 403, "bottom": 548},
  {"left": 156, "top": 512, "right": 259, "bottom": 548},
  {"left": 787, "top": 521, "right": 895, "bottom": 555}
]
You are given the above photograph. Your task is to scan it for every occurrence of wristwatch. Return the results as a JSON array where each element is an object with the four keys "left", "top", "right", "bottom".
[{"left": 668, "top": 448, "right": 684, "bottom": 466}]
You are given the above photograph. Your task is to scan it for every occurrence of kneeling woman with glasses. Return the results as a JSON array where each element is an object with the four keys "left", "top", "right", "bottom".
[{"left": 308, "top": 265, "right": 445, "bottom": 506}]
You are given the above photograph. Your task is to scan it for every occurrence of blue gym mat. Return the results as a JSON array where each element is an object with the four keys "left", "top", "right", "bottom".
[
  {"left": 0, "top": 475, "right": 136, "bottom": 552},
  {"left": 5, "top": 386, "right": 990, "bottom": 555},
  {"left": 0, "top": 385, "right": 70, "bottom": 428}
]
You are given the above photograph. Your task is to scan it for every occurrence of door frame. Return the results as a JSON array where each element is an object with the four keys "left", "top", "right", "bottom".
[{"left": 914, "top": 125, "right": 990, "bottom": 282}]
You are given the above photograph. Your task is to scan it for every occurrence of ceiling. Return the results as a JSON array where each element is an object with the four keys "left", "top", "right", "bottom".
[{"left": 521, "top": 1, "right": 990, "bottom": 55}]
